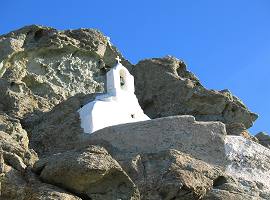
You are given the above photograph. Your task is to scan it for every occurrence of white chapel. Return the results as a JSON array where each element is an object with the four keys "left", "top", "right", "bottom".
[{"left": 78, "top": 57, "right": 150, "bottom": 134}]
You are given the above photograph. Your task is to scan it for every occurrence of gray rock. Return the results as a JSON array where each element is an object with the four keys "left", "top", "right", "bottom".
[
  {"left": 0, "top": 25, "right": 268, "bottom": 200},
  {"left": 17, "top": 93, "right": 270, "bottom": 199},
  {"left": 255, "top": 132, "right": 270, "bottom": 148},
  {"left": 203, "top": 189, "right": 256, "bottom": 200},
  {"left": 121, "top": 149, "right": 262, "bottom": 200},
  {"left": 120, "top": 149, "right": 225, "bottom": 200},
  {"left": 1, "top": 164, "right": 82, "bottom": 200},
  {"left": 33, "top": 145, "right": 140, "bottom": 200},
  {"left": 0, "top": 25, "right": 130, "bottom": 118},
  {"left": 88, "top": 117, "right": 270, "bottom": 199},
  {"left": 0, "top": 131, "right": 37, "bottom": 170},
  {"left": 0, "top": 147, "right": 4, "bottom": 173},
  {"left": 131, "top": 56, "right": 258, "bottom": 129},
  {"left": 25, "top": 93, "right": 95, "bottom": 156},
  {"left": 226, "top": 122, "right": 258, "bottom": 142},
  {"left": 224, "top": 135, "right": 270, "bottom": 199},
  {"left": 0, "top": 112, "right": 38, "bottom": 169},
  {"left": 0, "top": 112, "right": 29, "bottom": 149},
  {"left": 89, "top": 115, "right": 227, "bottom": 167}
]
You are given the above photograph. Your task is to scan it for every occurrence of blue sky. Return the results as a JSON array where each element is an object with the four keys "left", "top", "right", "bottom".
[{"left": 1, "top": 0, "right": 269, "bottom": 134}]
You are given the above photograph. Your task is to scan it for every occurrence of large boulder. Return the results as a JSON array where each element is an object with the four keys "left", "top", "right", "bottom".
[
  {"left": 120, "top": 149, "right": 225, "bottom": 200},
  {"left": 87, "top": 118, "right": 270, "bottom": 199},
  {"left": 33, "top": 145, "right": 140, "bottom": 200},
  {"left": 89, "top": 115, "right": 227, "bottom": 167},
  {"left": 1, "top": 164, "right": 82, "bottom": 200},
  {"left": 0, "top": 25, "right": 130, "bottom": 119},
  {"left": 120, "top": 149, "right": 259, "bottom": 200},
  {"left": 0, "top": 112, "right": 29, "bottom": 149},
  {"left": 24, "top": 93, "right": 95, "bottom": 156},
  {"left": 131, "top": 56, "right": 258, "bottom": 129},
  {"left": 0, "top": 112, "right": 38, "bottom": 171}
]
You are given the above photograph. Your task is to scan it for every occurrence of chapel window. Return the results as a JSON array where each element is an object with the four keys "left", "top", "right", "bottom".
[
  {"left": 119, "top": 69, "right": 127, "bottom": 90},
  {"left": 120, "top": 75, "right": 125, "bottom": 87}
]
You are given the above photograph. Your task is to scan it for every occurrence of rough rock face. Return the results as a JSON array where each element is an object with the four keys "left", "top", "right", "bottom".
[
  {"left": 1, "top": 25, "right": 270, "bottom": 200},
  {"left": 0, "top": 112, "right": 29, "bottom": 149},
  {"left": 27, "top": 98, "right": 270, "bottom": 199},
  {"left": 0, "top": 113, "right": 38, "bottom": 171},
  {"left": 225, "top": 122, "right": 258, "bottom": 142},
  {"left": 131, "top": 57, "right": 258, "bottom": 130},
  {"left": 225, "top": 136, "right": 270, "bottom": 199},
  {"left": 121, "top": 149, "right": 260, "bottom": 200},
  {"left": 0, "top": 25, "right": 133, "bottom": 200},
  {"left": 0, "top": 25, "right": 130, "bottom": 119},
  {"left": 255, "top": 132, "right": 270, "bottom": 148},
  {"left": 88, "top": 119, "right": 270, "bottom": 199},
  {"left": 24, "top": 93, "right": 95, "bottom": 156},
  {"left": 90, "top": 116, "right": 227, "bottom": 166},
  {"left": 1, "top": 165, "right": 82, "bottom": 200},
  {"left": 33, "top": 145, "right": 139, "bottom": 200},
  {"left": 121, "top": 149, "right": 225, "bottom": 200}
]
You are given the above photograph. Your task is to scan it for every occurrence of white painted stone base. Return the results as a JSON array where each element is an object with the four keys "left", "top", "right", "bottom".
[{"left": 78, "top": 93, "right": 150, "bottom": 134}]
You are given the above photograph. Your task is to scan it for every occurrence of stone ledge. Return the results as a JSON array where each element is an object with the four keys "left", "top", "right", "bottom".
[{"left": 89, "top": 115, "right": 227, "bottom": 166}]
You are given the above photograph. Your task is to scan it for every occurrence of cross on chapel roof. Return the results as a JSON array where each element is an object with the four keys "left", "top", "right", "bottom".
[{"left": 115, "top": 56, "right": 121, "bottom": 64}]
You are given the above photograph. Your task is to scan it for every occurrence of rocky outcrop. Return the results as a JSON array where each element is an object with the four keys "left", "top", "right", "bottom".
[
  {"left": 121, "top": 149, "right": 260, "bottom": 200},
  {"left": 28, "top": 96, "right": 269, "bottom": 199},
  {"left": 0, "top": 113, "right": 38, "bottom": 171},
  {"left": 255, "top": 132, "right": 270, "bottom": 148},
  {"left": 1, "top": 25, "right": 269, "bottom": 200},
  {"left": 225, "top": 136, "right": 270, "bottom": 199},
  {"left": 89, "top": 122, "right": 270, "bottom": 199},
  {"left": 0, "top": 112, "right": 29, "bottom": 149},
  {"left": 33, "top": 145, "right": 139, "bottom": 200},
  {"left": 90, "top": 115, "right": 227, "bottom": 166},
  {"left": 0, "top": 25, "right": 133, "bottom": 200},
  {"left": 120, "top": 149, "right": 225, "bottom": 200},
  {"left": 225, "top": 122, "right": 258, "bottom": 142},
  {"left": 1, "top": 164, "right": 82, "bottom": 200},
  {"left": 132, "top": 57, "right": 258, "bottom": 130},
  {"left": 24, "top": 93, "right": 95, "bottom": 156},
  {"left": 0, "top": 25, "right": 130, "bottom": 119}
]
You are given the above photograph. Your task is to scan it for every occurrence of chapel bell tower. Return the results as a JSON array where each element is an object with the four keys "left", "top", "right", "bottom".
[{"left": 106, "top": 56, "right": 135, "bottom": 96}]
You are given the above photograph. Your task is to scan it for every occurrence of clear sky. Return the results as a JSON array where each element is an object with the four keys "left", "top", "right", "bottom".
[{"left": 1, "top": 0, "right": 269, "bottom": 134}]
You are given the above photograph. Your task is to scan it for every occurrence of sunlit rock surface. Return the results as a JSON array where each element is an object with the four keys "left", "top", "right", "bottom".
[
  {"left": 0, "top": 25, "right": 269, "bottom": 200},
  {"left": 132, "top": 57, "right": 258, "bottom": 130},
  {"left": 0, "top": 25, "right": 131, "bottom": 119}
]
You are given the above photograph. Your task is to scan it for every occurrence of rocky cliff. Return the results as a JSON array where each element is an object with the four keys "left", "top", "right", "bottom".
[{"left": 0, "top": 25, "right": 269, "bottom": 200}]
